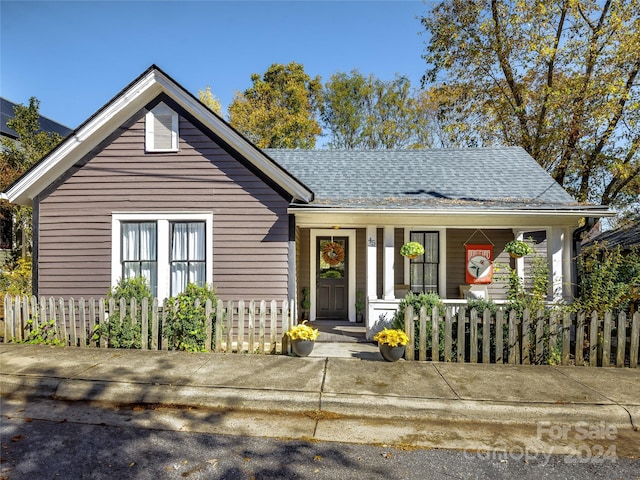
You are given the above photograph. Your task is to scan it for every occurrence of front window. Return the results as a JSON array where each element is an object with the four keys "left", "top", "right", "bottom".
[
  {"left": 113, "top": 213, "right": 213, "bottom": 301},
  {"left": 409, "top": 231, "right": 439, "bottom": 294},
  {"left": 121, "top": 222, "right": 158, "bottom": 297},
  {"left": 170, "top": 221, "right": 206, "bottom": 296}
]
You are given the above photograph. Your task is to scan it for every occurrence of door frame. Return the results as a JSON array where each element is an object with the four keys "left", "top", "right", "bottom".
[{"left": 310, "top": 228, "right": 356, "bottom": 322}]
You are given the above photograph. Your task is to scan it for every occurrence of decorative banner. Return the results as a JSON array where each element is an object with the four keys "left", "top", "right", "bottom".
[{"left": 465, "top": 244, "right": 493, "bottom": 284}]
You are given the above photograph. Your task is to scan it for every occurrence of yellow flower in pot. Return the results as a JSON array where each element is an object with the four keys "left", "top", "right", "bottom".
[
  {"left": 286, "top": 321, "right": 319, "bottom": 356},
  {"left": 400, "top": 242, "right": 425, "bottom": 259},
  {"left": 373, "top": 328, "right": 409, "bottom": 362}
]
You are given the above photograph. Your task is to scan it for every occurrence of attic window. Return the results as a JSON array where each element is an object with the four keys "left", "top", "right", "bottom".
[{"left": 145, "top": 103, "right": 178, "bottom": 152}]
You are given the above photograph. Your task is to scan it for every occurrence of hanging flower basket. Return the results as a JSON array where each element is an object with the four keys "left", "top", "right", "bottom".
[
  {"left": 400, "top": 242, "right": 425, "bottom": 259},
  {"left": 505, "top": 240, "right": 533, "bottom": 258},
  {"left": 321, "top": 241, "right": 345, "bottom": 266}
]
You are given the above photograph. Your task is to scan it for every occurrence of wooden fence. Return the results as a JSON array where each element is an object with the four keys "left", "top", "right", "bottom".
[
  {"left": 2, "top": 295, "right": 295, "bottom": 355},
  {"left": 403, "top": 306, "right": 640, "bottom": 368}
]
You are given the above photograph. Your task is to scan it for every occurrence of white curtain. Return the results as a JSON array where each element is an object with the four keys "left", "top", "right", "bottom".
[
  {"left": 122, "top": 222, "right": 157, "bottom": 297},
  {"left": 171, "top": 222, "right": 205, "bottom": 296}
]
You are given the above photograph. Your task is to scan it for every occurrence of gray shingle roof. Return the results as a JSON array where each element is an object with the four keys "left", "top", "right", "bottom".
[{"left": 265, "top": 147, "right": 578, "bottom": 210}]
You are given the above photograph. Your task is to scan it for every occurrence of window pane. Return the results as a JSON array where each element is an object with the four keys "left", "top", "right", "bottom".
[
  {"left": 171, "top": 262, "right": 188, "bottom": 297},
  {"left": 189, "top": 263, "right": 205, "bottom": 287},
  {"left": 172, "top": 223, "right": 188, "bottom": 261},
  {"left": 408, "top": 231, "right": 439, "bottom": 294},
  {"left": 121, "top": 222, "right": 157, "bottom": 298},
  {"left": 189, "top": 223, "right": 205, "bottom": 260},
  {"left": 171, "top": 221, "right": 207, "bottom": 296}
]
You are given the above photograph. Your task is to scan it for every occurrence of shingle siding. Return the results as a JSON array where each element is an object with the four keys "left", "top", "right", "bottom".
[{"left": 36, "top": 114, "right": 290, "bottom": 301}]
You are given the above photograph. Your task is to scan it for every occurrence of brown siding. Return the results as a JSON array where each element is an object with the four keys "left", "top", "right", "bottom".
[
  {"left": 37, "top": 114, "right": 290, "bottom": 301},
  {"left": 523, "top": 230, "right": 548, "bottom": 291},
  {"left": 446, "top": 229, "right": 513, "bottom": 300},
  {"left": 394, "top": 228, "right": 405, "bottom": 286}
]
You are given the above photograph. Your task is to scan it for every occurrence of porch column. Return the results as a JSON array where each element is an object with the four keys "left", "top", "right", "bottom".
[
  {"left": 513, "top": 230, "right": 525, "bottom": 283},
  {"left": 562, "top": 226, "right": 573, "bottom": 301},
  {"left": 366, "top": 226, "right": 377, "bottom": 300},
  {"left": 547, "top": 227, "right": 564, "bottom": 302},
  {"left": 383, "top": 226, "right": 395, "bottom": 300}
]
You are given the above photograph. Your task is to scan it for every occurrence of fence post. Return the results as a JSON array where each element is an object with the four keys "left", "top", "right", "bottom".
[
  {"left": 562, "top": 311, "right": 571, "bottom": 366},
  {"left": 248, "top": 299, "right": 256, "bottom": 354},
  {"left": 259, "top": 300, "right": 266, "bottom": 355},
  {"left": 521, "top": 308, "right": 530, "bottom": 365},
  {"left": 431, "top": 306, "right": 439, "bottom": 362},
  {"left": 508, "top": 309, "right": 517, "bottom": 365},
  {"left": 215, "top": 300, "right": 224, "bottom": 352},
  {"left": 59, "top": 298, "right": 68, "bottom": 346},
  {"left": 457, "top": 307, "right": 466, "bottom": 363},
  {"left": 99, "top": 298, "right": 106, "bottom": 348},
  {"left": 151, "top": 298, "right": 159, "bottom": 350},
  {"left": 3, "top": 295, "right": 12, "bottom": 342},
  {"left": 575, "top": 312, "right": 585, "bottom": 366},
  {"left": 226, "top": 300, "right": 235, "bottom": 353},
  {"left": 281, "top": 300, "right": 290, "bottom": 355},
  {"left": 589, "top": 311, "right": 599, "bottom": 367},
  {"left": 141, "top": 298, "right": 149, "bottom": 350},
  {"left": 418, "top": 306, "right": 426, "bottom": 361},
  {"left": 444, "top": 307, "right": 453, "bottom": 362},
  {"left": 88, "top": 298, "right": 96, "bottom": 348},
  {"left": 13, "top": 296, "right": 22, "bottom": 342},
  {"left": 482, "top": 309, "right": 491, "bottom": 364},
  {"left": 270, "top": 300, "right": 278, "bottom": 354},
  {"left": 404, "top": 305, "right": 414, "bottom": 361},
  {"left": 616, "top": 312, "right": 626, "bottom": 368},
  {"left": 204, "top": 299, "right": 212, "bottom": 352},
  {"left": 470, "top": 308, "right": 478, "bottom": 364},
  {"left": 602, "top": 312, "right": 612, "bottom": 367},
  {"left": 630, "top": 312, "right": 639, "bottom": 369},
  {"left": 79, "top": 297, "right": 87, "bottom": 348},
  {"left": 495, "top": 308, "right": 504, "bottom": 364}
]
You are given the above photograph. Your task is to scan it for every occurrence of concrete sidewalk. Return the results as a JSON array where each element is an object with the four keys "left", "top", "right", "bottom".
[{"left": 1, "top": 343, "right": 639, "bottom": 456}]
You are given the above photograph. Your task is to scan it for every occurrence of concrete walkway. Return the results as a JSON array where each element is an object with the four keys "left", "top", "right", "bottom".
[{"left": 1, "top": 344, "right": 639, "bottom": 457}]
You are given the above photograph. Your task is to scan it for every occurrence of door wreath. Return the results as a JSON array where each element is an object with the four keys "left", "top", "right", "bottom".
[{"left": 321, "top": 241, "right": 345, "bottom": 266}]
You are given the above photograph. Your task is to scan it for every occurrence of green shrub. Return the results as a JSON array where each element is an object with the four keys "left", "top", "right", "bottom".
[
  {"left": 392, "top": 292, "right": 444, "bottom": 358},
  {"left": 96, "top": 276, "right": 152, "bottom": 349},
  {"left": 23, "top": 319, "right": 64, "bottom": 346},
  {"left": 163, "top": 283, "right": 217, "bottom": 352}
]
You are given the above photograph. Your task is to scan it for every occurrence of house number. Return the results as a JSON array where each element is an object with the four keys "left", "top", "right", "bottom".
[{"left": 368, "top": 237, "right": 376, "bottom": 247}]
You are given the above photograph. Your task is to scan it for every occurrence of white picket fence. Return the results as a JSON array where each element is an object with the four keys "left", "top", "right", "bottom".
[
  {"left": 2, "top": 295, "right": 295, "bottom": 354},
  {"left": 403, "top": 306, "right": 640, "bottom": 368}
]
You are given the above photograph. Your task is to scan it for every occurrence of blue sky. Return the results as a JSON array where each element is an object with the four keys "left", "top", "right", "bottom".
[{"left": 1, "top": 0, "right": 431, "bottom": 131}]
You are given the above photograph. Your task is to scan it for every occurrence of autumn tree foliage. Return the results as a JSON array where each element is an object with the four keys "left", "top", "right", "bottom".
[
  {"left": 421, "top": 0, "right": 639, "bottom": 211},
  {"left": 228, "top": 62, "right": 323, "bottom": 149}
]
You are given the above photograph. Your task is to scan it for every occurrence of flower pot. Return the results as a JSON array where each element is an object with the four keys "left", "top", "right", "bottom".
[
  {"left": 379, "top": 344, "right": 405, "bottom": 362},
  {"left": 509, "top": 253, "right": 523, "bottom": 259},
  {"left": 291, "top": 339, "right": 315, "bottom": 357},
  {"left": 406, "top": 254, "right": 419, "bottom": 260}
]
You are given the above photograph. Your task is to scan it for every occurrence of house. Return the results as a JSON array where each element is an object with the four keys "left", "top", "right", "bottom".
[
  {"left": 1, "top": 97, "right": 72, "bottom": 264},
  {"left": 1, "top": 66, "right": 614, "bottom": 336}
]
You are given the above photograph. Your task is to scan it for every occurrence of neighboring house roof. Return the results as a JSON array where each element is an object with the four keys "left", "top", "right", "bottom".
[
  {"left": 1, "top": 65, "right": 312, "bottom": 206},
  {"left": 585, "top": 223, "right": 640, "bottom": 251},
  {"left": 1, "top": 97, "right": 72, "bottom": 140},
  {"left": 267, "top": 148, "right": 606, "bottom": 213}
]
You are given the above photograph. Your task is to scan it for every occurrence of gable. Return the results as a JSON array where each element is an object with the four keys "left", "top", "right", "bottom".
[{"left": 2, "top": 66, "right": 313, "bottom": 206}]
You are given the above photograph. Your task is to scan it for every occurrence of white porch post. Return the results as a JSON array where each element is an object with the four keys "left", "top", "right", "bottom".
[
  {"left": 383, "top": 226, "right": 395, "bottom": 300},
  {"left": 562, "top": 227, "right": 573, "bottom": 301},
  {"left": 366, "top": 226, "right": 377, "bottom": 300},
  {"left": 547, "top": 227, "right": 564, "bottom": 302},
  {"left": 513, "top": 230, "right": 525, "bottom": 283}
]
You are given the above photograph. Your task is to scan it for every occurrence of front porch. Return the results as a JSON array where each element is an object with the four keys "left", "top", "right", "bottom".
[{"left": 295, "top": 224, "right": 576, "bottom": 339}]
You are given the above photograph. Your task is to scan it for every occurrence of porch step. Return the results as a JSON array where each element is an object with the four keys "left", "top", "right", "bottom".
[{"left": 312, "top": 320, "right": 367, "bottom": 343}]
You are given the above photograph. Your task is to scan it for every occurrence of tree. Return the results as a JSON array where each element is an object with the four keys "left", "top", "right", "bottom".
[
  {"left": 228, "top": 62, "right": 322, "bottom": 149},
  {"left": 421, "top": 0, "right": 639, "bottom": 210},
  {"left": 1, "top": 97, "right": 62, "bottom": 260},
  {"left": 197, "top": 86, "right": 222, "bottom": 115},
  {"left": 322, "top": 70, "right": 423, "bottom": 149}
]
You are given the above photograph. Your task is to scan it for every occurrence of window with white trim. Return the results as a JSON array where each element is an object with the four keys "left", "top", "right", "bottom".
[
  {"left": 409, "top": 231, "right": 439, "bottom": 294},
  {"left": 145, "top": 102, "right": 179, "bottom": 152},
  {"left": 112, "top": 213, "right": 213, "bottom": 300}
]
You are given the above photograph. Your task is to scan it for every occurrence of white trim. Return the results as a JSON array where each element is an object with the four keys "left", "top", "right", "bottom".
[
  {"left": 310, "top": 228, "right": 357, "bottom": 322},
  {"left": 111, "top": 212, "right": 213, "bottom": 301},
  {"left": 383, "top": 226, "right": 395, "bottom": 300}
]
